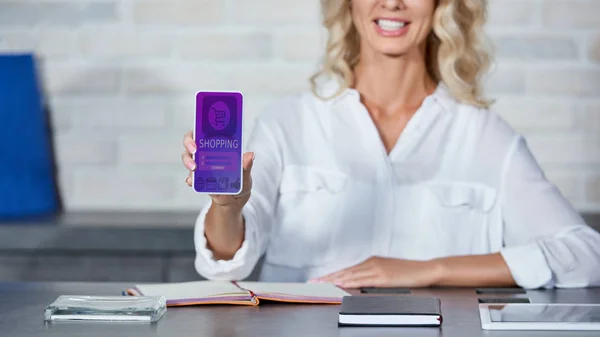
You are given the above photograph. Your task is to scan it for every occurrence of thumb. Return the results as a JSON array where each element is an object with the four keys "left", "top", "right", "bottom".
[{"left": 242, "top": 152, "right": 255, "bottom": 172}]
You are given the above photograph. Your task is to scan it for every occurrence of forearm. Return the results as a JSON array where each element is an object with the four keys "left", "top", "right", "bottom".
[
  {"left": 431, "top": 253, "right": 516, "bottom": 287},
  {"left": 204, "top": 204, "right": 246, "bottom": 260}
]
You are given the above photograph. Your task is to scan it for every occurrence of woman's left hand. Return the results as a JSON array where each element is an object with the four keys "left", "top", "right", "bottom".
[{"left": 311, "top": 257, "right": 443, "bottom": 289}]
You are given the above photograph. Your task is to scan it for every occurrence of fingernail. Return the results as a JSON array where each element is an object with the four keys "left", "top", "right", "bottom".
[
  {"left": 187, "top": 144, "right": 196, "bottom": 154},
  {"left": 251, "top": 153, "right": 256, "bottom": 161},
  {"left": 187, "top": 161, "right": 196, "bottom": 170}
]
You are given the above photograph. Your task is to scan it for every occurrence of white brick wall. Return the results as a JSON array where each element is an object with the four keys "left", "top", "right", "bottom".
[{"left": 0, "top": 0, "right": 598, "bottom": 212}]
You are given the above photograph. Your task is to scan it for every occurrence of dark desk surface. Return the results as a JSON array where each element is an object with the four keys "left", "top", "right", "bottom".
[{"left": 2, "top": 282, "right": 600, "bottom": 337}]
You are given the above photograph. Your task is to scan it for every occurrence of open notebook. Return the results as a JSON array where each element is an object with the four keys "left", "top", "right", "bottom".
[{"left": 126, "top": 281, "right": 350, "bottom": 306}]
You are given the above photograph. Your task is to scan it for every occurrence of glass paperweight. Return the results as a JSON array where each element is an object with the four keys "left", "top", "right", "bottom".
[{"left": 44, "top": 295, "right": 167, "bottom": 323}]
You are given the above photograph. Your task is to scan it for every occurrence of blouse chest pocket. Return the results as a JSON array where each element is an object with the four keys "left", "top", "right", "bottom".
[
  {"left": 268, "top": 165, "right": 348, "bottom": 268},
  {"left": 425, "top": 182, "right": 498, "bottom": 255},
  {"left": 428, "top": 183, "right": 496, "bottom": 212},
  {"left": 279, "top": 165, "right": 347, "bottom": 194}
]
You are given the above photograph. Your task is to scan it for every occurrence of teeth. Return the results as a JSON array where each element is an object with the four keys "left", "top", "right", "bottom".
[{"left": 377, "top": 19, "right": 405, "bottom": 31}]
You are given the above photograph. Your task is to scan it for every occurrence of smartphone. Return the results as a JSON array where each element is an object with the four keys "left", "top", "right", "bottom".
[{"left": 193, "top": 91, "right": 244, "bottom": 195}]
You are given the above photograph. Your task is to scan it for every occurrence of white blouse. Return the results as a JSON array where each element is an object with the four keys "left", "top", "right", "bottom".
[{"left": 193, "top": 82, "right": 600, "bottom": 289}]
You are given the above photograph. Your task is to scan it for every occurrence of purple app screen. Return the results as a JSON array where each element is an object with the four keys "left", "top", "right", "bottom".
[{"left": 194, "top": 92, "right": 243, "bottom": 194}]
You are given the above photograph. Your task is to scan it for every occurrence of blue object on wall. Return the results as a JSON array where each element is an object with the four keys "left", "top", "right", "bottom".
[{"left": 0, "top": 54, "right": 60, "bottom": 219}]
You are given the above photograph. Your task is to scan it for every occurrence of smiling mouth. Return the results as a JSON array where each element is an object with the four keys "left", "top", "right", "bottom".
[{"left": 374, "top": 19, "right": 409, "bottom": 31}]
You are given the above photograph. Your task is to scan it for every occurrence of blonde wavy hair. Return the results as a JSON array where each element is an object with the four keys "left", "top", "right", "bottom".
[{"left": 310, "top": 0, "right": 493, "bottom": 108}]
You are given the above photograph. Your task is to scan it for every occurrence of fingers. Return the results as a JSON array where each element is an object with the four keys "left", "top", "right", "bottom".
[
  {"left": 334, "top": 269, "right": 373, "bottom": 287},
  {"left": 312, "top": 264, "right": 382, "bottom": 288},
  {"left": 183, "top": 130, "right": 196, "bottom": 155},
  {"left": 181, "top": 130, "right": 197, "bottom": 171},
  {"left": 181, "top": 151, "right": 196, "bottom": 171},
  {"left": 313, "top": 263, "right": 370, "bottom": 285},
  {"left": 240, "top": 152, "right": 255, "bottom": 194},
  {"left": 339, "top": 275, "right": 381, "bottom": 289},
  {"left": 313, "top": 270, "right": 345, "bottom": 283},
  {"left": 242, "top": 152, "right": 255, "bottom": 172},
  {"left": 186, "top": 171, "right": 193, "bottom": 187},
  {"left": 182, "top": 131, "right": 196, "bottom": 187}
]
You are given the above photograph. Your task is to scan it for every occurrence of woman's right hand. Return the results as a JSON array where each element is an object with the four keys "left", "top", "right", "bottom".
[{"left": 182, "top": 130, "right": 255, "bottom": 212}]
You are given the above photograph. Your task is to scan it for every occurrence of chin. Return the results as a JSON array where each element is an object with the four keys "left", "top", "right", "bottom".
[{"left": 372, "top": 43, "right": 412, "bottom": 58}]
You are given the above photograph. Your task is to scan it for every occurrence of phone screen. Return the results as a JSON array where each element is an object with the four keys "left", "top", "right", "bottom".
[{"left": 194, "top": 92, "right": 243, "bottom": 194}]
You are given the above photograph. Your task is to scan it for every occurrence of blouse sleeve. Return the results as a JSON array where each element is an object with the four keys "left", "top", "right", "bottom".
[
  {"left": 194, "top": 117, "right": 284, "bottom": 281},
  {"left": 499, "top": 136, "right": 600, "bottom": 289}
]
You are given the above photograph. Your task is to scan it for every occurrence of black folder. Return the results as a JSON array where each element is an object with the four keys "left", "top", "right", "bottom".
[{"left": 338, "top": 296, "right": 442, "bottom": 327}]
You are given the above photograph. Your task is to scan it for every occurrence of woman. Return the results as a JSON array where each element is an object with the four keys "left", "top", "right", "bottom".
[{"left": 181, "top": 0, "right": 600, "bottom": 289}]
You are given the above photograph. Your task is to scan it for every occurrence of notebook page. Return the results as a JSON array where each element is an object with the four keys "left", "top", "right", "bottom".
[
  {"left": 237, "top": 282, "right": 350, "bottom": 299},
  {"left": 135, "top": 281, "right": 250, "bottom": 301}
]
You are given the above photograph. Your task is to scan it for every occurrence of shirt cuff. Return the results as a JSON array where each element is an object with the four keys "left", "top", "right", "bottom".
[
  {"left": 500, "top": 242, "right": 554, "bottom": 289},
  {"left": 193, "top": 200, "right": 259, "bottom": 279}
]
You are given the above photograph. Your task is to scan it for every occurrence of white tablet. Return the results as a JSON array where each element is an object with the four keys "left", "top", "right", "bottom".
[{"left": 479, "top": 303, "right": 600, "bottom": 331}]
